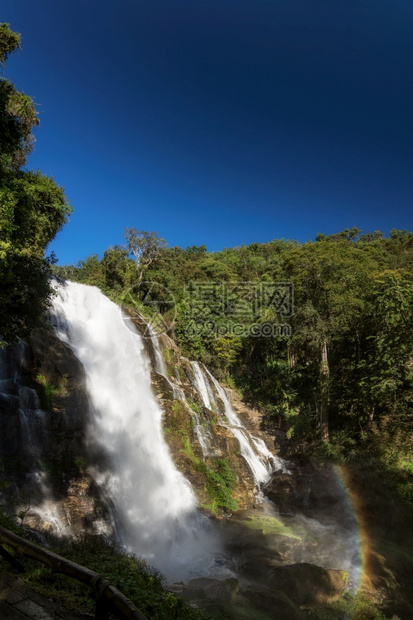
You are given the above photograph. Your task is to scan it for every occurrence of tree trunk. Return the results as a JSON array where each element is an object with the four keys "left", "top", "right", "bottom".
[{"left": 320, "top": 338, "right": 329, "bottom": 441}]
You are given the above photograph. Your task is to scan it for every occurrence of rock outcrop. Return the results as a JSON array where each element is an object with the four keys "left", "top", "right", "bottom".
[{"left": 0, "top": 327, "right": 114, "bottom": 539}]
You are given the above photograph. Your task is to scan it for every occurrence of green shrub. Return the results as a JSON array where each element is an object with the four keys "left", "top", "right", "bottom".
[
  {"left": 308, "top": 593, "right": 395, "bottom": 620},
  {"left": 35, "top": 374, "right": 67, "bottom": 411},
  {"left": 53, "top": 537, "right": 206, "bottom": 619},
  {"left": 0, "top": 518, "right": 210, "bottom": 619},
  {"left": 196, "top": 459, "right": 238, "bottom": 514}
]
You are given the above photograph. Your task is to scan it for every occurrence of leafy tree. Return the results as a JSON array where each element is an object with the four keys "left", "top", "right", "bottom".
[
  {"left": 358, "top": 230, "right": 385, "bottom": 243},
  {"left": 124, "top": 228, "right": 167, "bottom": 282},
  {"left": 0, "top": 23, "right": 72, "bottom": 343},
  {"left": 101, "top": 244, "right": 131, "bottom": 291},
  {"left": 0, "top": 23, "right": 20, "bottom": 66},
  {"left": 360, "top": 270, "right": 413, "bottom": 423},
  {"left": 389, "top": 228, "right": 411, "bottom": 243},
  {"left": 0, "top": 24, "right": 38, "bottom": 171},
  {"left": 212, "top": 334, "right": 242, "bottom": 370},
  {"left": 285, "top": 239, "right": 378, "bottom": 440},
  {"left": 316, "top": 227, "right": 361, "bottom": 243}
]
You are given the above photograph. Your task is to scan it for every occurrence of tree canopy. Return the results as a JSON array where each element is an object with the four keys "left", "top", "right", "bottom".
[{"left": 0, "top": 23, "right": 72, "bottom": 343}]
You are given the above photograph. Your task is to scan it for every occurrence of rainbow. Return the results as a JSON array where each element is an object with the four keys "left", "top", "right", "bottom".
[{"left": 332, "top": 463, "right": 372, "bottom": 593}]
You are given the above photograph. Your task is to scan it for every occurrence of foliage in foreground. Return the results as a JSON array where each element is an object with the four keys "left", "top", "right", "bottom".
[
  {"left": 0, "top": 508, "right": 209, "bottom": 619},
  {"left": 47, "top": 538, "right": 209, "bottom": 620}
]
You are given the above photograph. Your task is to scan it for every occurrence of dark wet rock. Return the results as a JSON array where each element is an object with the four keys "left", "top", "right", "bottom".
[
  {"left": 264, "top": 462, "right": 355, "bottom": 530},
  {"left": 152, "top": 372, "right": 176, "bottom": 399},
  {"left": 235, "top": 549, "right": 285, "bottom": 580},
  {"left": 0, "top": 329, "right": 114, "bottom": 540},
  {"left": 0, "top": 328, "right": 90, "bottom": 464},
  {"left": 264, "top": 473, "right": 298, "bottom": 515},
  {"left": 169, "top": 578, "right": 304, "bottom": 620},
  {"left": 188, "top": 577, "right": 239, "bottom": 604},
  {"left": 238, "top": 585, "right": 305, "bottom": 619},
  {"left": 267, "top": 563, "right": 347, "bottom": 606},
  {"left": 171, "top": 564, "right": 344, "bottom": 618},
  {"left": 168, "top": 579, "right": 234, "bottom": 618}
]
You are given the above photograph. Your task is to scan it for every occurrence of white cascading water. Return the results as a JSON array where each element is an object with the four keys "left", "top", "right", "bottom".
[
  {"left": 205, "top": 368, "right": 277, "bottom": 485},
  {"left": 182, "top": 401, "right": 213, "bottom": 457},
  {"left": 190, "top": 362, "right": 216, "bottom": 410},
  {"left": 26, "top": 471, "right": 72, "bottom": 538},
  {"left": 50, "top": 281, "right": 222, "bottom": 580},
  {"left": 145, "top": 336, "right": 213, "bottom": 456},
  {"left": 147, "top": 326, "right": 188, "bottom": 402},
  {"left": 251, "top": 436, "right": 290, "bottom": 475},
  {"left": 147, "top": 323, "right": 167, "bottom": 376},
  {"left": 187, "top": 361, "right": 217, "bottom": 456},
  {"left": 163, "top": 375, "right": 186, "bottom": 401}
]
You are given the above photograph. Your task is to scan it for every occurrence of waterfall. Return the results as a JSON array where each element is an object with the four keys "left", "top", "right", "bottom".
[
  {"left": 139, "top": 333, "right": 214, "bottom": 458},
  {"left": 182, "top": 401, "right": 213, "bottom": 457},
  {"left": 145, "top": 338, "right": 212, "bottom": 456},
  {"left": 147, "top": 323, "right": 167, "bottom": 376},
  {"left": 190, "top": 362, "right": 216, "bottom": 410},
  {"left": 189, "top": 360, "right": 287, "bottom": 485},
  {"left": 25, "top": 471, "right": 72, "bottom": 538},
  {"left": 162, "top": 375, "right": 186, "bottom": 401},
  {"left": 186, "top": 361, "right": 217, "bottom": 456},
  {"left": 147, "top": 325, "right": 190, "bottom": 402},
  {"left": 50, "top": 281, "right": 221, "bottom": 580},
  {"left": 251, "top": 436, "right": 290, "bottom": 474},
  {"left": 205, "top": 368, "right": 276, "bottom": 485}
]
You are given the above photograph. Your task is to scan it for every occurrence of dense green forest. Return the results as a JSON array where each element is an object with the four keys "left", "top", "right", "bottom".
[{"left": 55, "top": 228, "right": 413, "bottom": 490}]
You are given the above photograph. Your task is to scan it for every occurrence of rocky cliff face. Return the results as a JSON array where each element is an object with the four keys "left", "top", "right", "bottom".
[
  {"left": 0, "top": 328, "right": 87, "bottom": 462},
  {"left": 0, "top": 326, "right": 113, "bottom": 538},
  {"left": 0, "top": 312, "right": 275, "bottom": 536},
  {"left": 135, "top": 325, "right": 282, "bottom": 512}
]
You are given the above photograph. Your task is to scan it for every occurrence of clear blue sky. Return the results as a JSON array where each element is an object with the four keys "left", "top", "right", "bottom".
[{"left": 2, "top": 0, "right": 413, "bottom": 264}]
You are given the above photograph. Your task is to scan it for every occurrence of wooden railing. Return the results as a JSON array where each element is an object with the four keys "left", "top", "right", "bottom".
[{"left": 0, "top": 526, "right": 148, "bottom": 620}]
